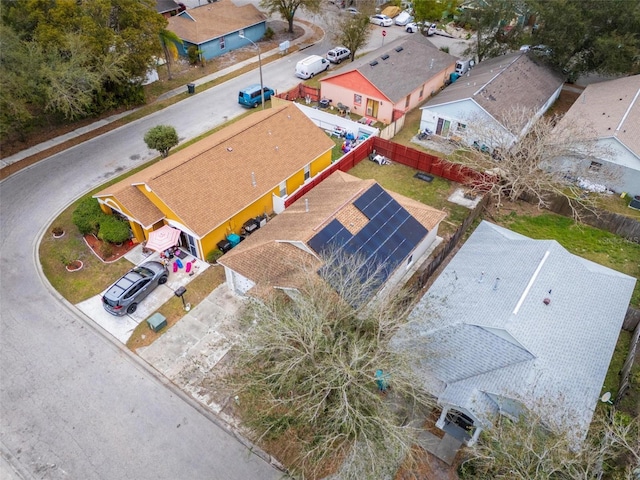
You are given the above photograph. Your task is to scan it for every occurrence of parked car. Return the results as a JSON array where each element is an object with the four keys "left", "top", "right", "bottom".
[
  {"left": 102, "top": 261, "right": 168, "bottom": 316},
  {"left": 426, "top": 23, "right": 437, "bottom": 35},
  {"left": 370, "top": 14, "right": 393, "bottom": 27},
  {"left": 295, "top": 55, "right": 330, "bottom": 79},
  {"left": 238, "top": 84, "right": 275, "bottom": 108},
  {"left": 327, "top": 46, "right": 351, "bottom": 64},
  {"left": 394, "top": 11, "right": 414, "bottom": 26}
]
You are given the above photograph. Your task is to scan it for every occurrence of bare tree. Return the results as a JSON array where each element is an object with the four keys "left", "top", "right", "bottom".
[
  {"left": 446, "top": 106, "right": 619, "bottom": 220},
  {"left": 459, "top": 408, "right": 640, "bottom": 480},
  {"left": 227, "top": 252, "right": 436, "bottom": 479}
]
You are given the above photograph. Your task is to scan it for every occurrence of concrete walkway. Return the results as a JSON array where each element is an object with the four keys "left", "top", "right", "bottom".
[{"left": 0, "top": 20, "right": 316, "bottom": 169}]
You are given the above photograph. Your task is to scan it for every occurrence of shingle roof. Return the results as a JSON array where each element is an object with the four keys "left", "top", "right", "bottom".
[
  {"left": 393, "top": 220, "right": 636, "bottom": 443},
  {"left": 323, "top": 35, "right": 457, "bottom": 103},
  {"left": 95, "top": 103, "right": 335, "bottom": 237},
  {"left": 424, "top": 53, "right": 564, "bottom": 132},
  {"left": 156, "top": 0, "right": 179, "bottom": 14},
  {"left": 555, "top": 75, "right": 640, "bottom": 158},
  {"left": 219, "top": 171, "right": 446, "bottom": 293},
  {"left": 167, "top": 0, "right": 265, "bottom": 44}
]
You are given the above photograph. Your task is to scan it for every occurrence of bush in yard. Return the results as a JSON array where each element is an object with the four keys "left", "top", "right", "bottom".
[
  {"left": 144, "top": 125, "right": 179, "bottom": 158},
  {"left": 97, "top": 214, "right": 130, "bottom": 244},
  {"left": 72, "top": 197, "right": 103, "bottom": 235},
  {"left": 206, "top": 249, "right": 223, "bottom": 264},
  {"left": 264, "top": 27, "right": 274, "bottom": 40},
  {"left": 100, "top": 241, "right": 114, "bottom": 259}
]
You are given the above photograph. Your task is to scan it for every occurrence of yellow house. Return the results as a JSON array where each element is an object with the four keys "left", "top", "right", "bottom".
[{"left": 94, "top": 103, "right": 335, "bottom": 260}]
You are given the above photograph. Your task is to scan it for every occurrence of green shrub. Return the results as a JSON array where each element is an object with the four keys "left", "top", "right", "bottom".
[
  {"left": 72, "top": 197, "right": 103, "bottom": 235},
  {"left": 264, "top": 27, "right": 274, "bottom": 40},
  {"left": 206, "top": 249, "right": 223, "bottom": 263},
  {"left": 98, "top": 215, "right": 131, "bottom": 243},
  {"left": 100, "top": 241, "right": 114, "bottom": 258},
  {"left": 187, "top": 45, "right": 202, "bottom": 65}
]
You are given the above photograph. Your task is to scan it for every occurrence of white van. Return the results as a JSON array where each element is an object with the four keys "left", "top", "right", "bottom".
[
  {"left": 295, "top": 55, "right": 330, "bottom": 79},
  {"left": 455, "top": 58, "right": 476, "bottom": 75}
]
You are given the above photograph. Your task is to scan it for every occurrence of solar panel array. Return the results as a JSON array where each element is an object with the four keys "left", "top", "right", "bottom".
[{"left": 308, "top": 184, "right": 428, "bottom": 302}]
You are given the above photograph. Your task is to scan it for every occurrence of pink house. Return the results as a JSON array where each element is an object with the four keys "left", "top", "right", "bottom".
[{"left": 320, "top": 35, "right": 457, "bottom": 124}]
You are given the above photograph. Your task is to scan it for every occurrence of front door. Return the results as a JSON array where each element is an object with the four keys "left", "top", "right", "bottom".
[
  {"left": 180, "top": 231, "right": 198, "bottom": 257},
  {"left": 366, "top": 98, "right": 379, "bottom": 118}
]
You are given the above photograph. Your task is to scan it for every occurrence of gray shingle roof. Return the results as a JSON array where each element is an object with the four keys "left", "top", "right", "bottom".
[
  {"left": 393, "top": 221, "right": 636, "bottom": 443},
  {"left": 323, "top": 34, "right": 457, "bottom": 103},
  {"left": 423, "top": 53, "right": 564, "bottom": 132}
]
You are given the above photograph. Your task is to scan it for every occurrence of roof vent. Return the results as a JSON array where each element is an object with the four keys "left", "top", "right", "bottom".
[
  {"left": 369, "top": 60, "right": 379, "bottom": 67},
  {"left": 543, "top": 298, "right": 551, "bottom": 305},
  {"left": 381, "top": 54, "right": 390, "bottom": 60},
  {"left": 227, "top": 147, "right": 233, "bottom": 152},
  {"left": 395, "top": 46, "right": 403, "bottom": 52},
  {"left": 251, "top": 172, "right": 257, "bottom": 187}
]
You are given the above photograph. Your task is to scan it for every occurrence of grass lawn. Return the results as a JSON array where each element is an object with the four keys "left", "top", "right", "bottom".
[
  {"left": 40, "top": 207, "right": 134, "bottom": 304},
  {"left": 349, "top": 160, "right": 470, "bottom": 235},
  {"left": 496, "top": 211, "right": 640, "bottom": 308},
  {"left": 126, "top": 265, "right": 225, "bottom": 351}
]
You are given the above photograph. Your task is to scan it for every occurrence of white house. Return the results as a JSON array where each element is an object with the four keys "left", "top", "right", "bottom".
[
  {"left": 553, "top": 75, "right": 640, "bottom": 197},
  {"left": 420, "top": 53, "right": 564, "bottom": 150},
  {"left": 392, "top": 221, "right": 636, "bottom": 446},
  {"left": 218, "top": 171, "right": 446, "bottom": 302}
]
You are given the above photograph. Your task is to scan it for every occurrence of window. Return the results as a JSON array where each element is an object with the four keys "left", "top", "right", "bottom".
[
  {"left": 279, "top": 181, "right": 287, "bottom": 197},
  {"left": 419, "top": 86, "right": 424, "bottom": 98},
  {"left": 219, "top": 37, "right": 226, "bottom": 50},
  {"left": 354, "top": 94, "right": 362, "bottom": 105},
  {"left": 589, "top": 161, "right": 602, "bottom": 172},
  {"left": 406, "top": 255, "right": 413, "bottom": 268},
  {"left": 304, "top": 164, "right": 310, "bottom": 180},
  {"left": 405, "top": 95, "right": 410, "bottom": 108}
]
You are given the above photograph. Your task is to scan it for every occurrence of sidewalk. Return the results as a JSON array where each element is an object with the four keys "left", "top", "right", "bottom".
[{"left": 0, "top": 20, "right": 317, "bottom": 170}]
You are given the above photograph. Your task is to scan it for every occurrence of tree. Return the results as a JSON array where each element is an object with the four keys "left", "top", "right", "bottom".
[
  {"left": 459, "top": 408, "right": 640, "bottom": 479},
  {"left": 229, "top": 253, "right": 436, "bottom": 479},
  {"left": 459, "top": 0, "right": 528, "bottom": 61},
  {"left": 159, "top": 29, "right": 182, "bottom": 80},
  {"left": 446, "top": 106, "right": 619, "bottom": 220},
  {"left": 144, "top": 125, "right": 179, "bottom": 158},
  {"left": 259, "top": 0, "right": 321, "bottom": 34},
  {"left": 529, "top": 0, "right": 640, "bottom": 79},
  {"left": 329, "top": 10, "right": 372, "bottom": 62},
  {"left": 414, "top": 0, "right": 460, "bottom": 23}
]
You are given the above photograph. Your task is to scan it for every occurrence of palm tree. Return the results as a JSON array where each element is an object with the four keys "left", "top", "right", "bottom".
[{"left": 159, "top": 29, "right": 183, "bottom": 80}]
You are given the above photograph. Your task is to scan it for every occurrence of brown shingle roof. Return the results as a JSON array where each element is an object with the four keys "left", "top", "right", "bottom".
[
  {"left": 95, "top": 103, "right": 335, "bottom": 236},
  {"left": 167, "top": 0, "right": 265, "bottom": 44},
  {"left": 219, "top": 171, "right": 446, "bottom": 292},
  {"left": 425, "top": 53, "right": 564, "bottom": 133},
  {"left": 557, "top": 75, "right": 640, "bottom": 157}
]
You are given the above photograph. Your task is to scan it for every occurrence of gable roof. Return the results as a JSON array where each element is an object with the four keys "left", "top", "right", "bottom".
[
  {"left": 393, "top": 220, "right": 636, "bottom": 443},
  {"left": 219, "top": 171, "right": 446, "bottom": 295},
  {"left": 322, "top": 35, "right": 457, "bottom": 103},
  {"left": 156, "top": 0, "right": 180, "bottom": 15},
  {"left": 167, "top": 0, "right": 265, "bottom": 44},
  {"left": 95, "top": 103, "right": 335, "bottom": 237},
  {"left": 423, "top": 53, "right": 564, "bottom": 132},
  {"left": 555, "top": 75, "right": 640, "bottom": 158}
]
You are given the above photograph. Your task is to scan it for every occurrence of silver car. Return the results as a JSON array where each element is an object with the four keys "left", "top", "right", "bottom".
[
  {"left": 102, "top": 261, "right": 168, "bottom": 315},
  {"left": 327, "top": 47, "right": 351, "bottom": 64}
]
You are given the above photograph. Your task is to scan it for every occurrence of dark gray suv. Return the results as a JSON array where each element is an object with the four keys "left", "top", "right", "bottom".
[{"left": 102, "top": 261, "right": 168, "bottom": 316}]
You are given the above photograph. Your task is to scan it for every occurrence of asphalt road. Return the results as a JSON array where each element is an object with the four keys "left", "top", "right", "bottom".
[{"left": 0, "top": 57, "right": 286, "bottom": 480}]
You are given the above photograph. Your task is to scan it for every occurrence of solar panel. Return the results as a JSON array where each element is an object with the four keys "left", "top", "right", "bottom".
[
  {"left": 314, "top": 184, "right": 430, "bottom": 305},
  {"left": 308, "top": 219, "right": 352, "bottom": 254}
]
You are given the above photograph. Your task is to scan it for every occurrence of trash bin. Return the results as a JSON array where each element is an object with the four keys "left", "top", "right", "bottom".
[{"left": 187, "top": 83, "right": 196, "bottom": 94}]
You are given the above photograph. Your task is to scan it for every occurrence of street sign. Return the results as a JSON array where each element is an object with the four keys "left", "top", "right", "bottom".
[{"left": 382, "top": 30, "right": 387, "bottom": 37}]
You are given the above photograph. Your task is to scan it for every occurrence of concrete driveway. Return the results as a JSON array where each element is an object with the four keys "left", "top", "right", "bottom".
[{"left": 76, "top": 246, "right": 210, "bottom": 344}]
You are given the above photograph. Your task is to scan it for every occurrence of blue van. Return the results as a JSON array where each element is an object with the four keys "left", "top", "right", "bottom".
[{"left": 238, "top": 84, "right": 275, "bottom": 108}]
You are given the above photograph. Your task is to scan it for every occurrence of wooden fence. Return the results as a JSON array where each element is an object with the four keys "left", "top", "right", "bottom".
[
  {"left": 615, "top": 312, "right": 640, "bottom": 406},
  {"left": 276, "top": 84, "right": 321, "bottom": 103}
]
